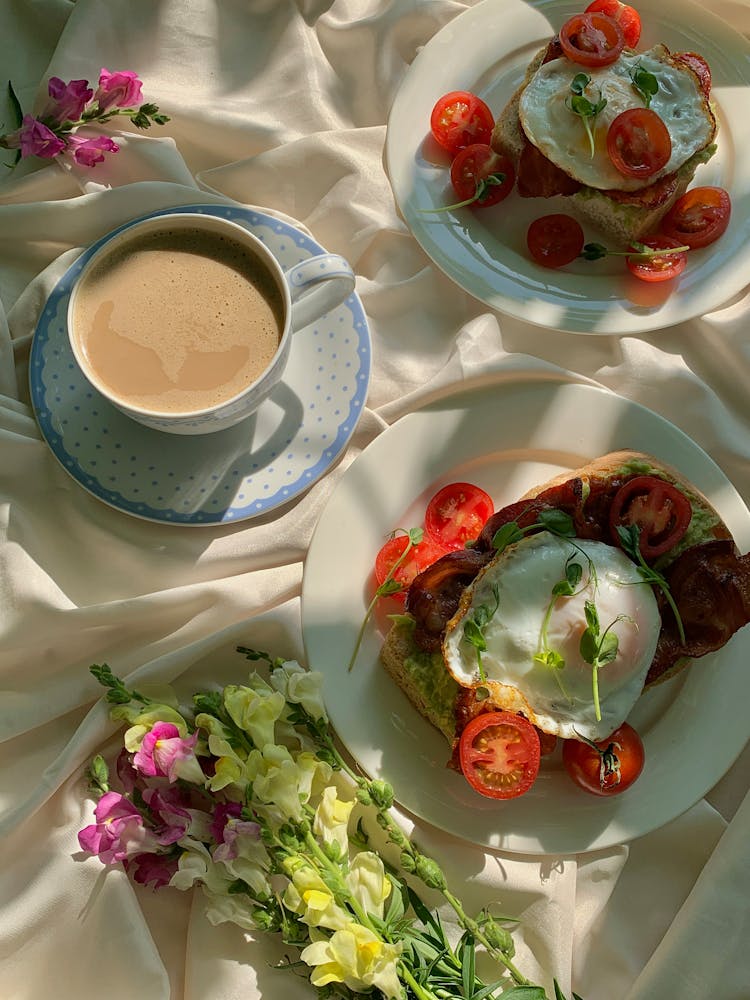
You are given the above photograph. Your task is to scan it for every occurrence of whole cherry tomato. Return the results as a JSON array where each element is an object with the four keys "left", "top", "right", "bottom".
[
  {"left": 562, "top": 722, "right": 645, "bottom": 796},
  {"left": 584, "top": 0, "right": 641, "bottom": 48}
]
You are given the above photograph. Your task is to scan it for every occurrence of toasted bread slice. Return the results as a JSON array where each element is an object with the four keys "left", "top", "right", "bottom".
[
  {"left": 491, "top": 46, "right": 718, "bottom": 244},
  {"left": 379, "top": 450, "right": 735, "bottom": 740}
]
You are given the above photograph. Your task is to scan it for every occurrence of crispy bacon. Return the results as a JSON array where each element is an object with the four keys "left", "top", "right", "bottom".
[
  {"left": 406, "top": 548, "right": 491, "bottom": 652},
  {"left": 646, "top": 540, "right": 750, "bottom": 684},
  {"left": 517, "top": 139, "right": 582, "bottom": 199},
  {"left": 602, "top": 171, "right": 680, "bottom": 210}
]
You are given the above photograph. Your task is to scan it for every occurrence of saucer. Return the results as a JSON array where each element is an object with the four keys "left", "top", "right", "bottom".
[{"left": 29, "top": 204, "right": 371, "bottom": 525}]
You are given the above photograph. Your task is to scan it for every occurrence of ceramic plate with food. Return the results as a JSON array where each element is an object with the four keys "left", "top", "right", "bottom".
[
  {"left": 301, "top": 378, "right": 750, "bottom": 854},
  {"left": 385, "top": 0, "right": 750, "bottom": 335}
]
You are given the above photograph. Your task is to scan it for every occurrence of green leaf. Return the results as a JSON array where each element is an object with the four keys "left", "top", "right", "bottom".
[
  {"left": 7, "top": 80, "right": 23, "bottom": 129},
  {"left": 597, "top": 629, "right": 620, "bottom": 665},
  {"left": 584, "top": 600, "right": 599, "bottom": 633},
  {"left": 629, "top": 62, "right": 659, "bottom": 107},
  {"left": 492, "top": 521, "right": 524, "bottom": 552},
  {"left": 499, "top": 988, "right": 548, "bottom": 999},
  {"left": 538, "top": 508, "right": 575, "bottom": 537},
  {"left": 579, "top": 626, "right": 598, "bottom": 665}
]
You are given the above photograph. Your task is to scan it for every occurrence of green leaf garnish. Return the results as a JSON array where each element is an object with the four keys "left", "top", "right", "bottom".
[
  {"left": 462, "top": 582, "right": 501, "bottom": 682},
  {"left": 579, "top": 604, "right": 633, "bottom": 721},
  {"left": 580, "top": 241, "right": 690, "bottom": 261},
  {"left": 418, "top": 170, "right": 509, "bottom": 213},
  {"left": 629, "top": 62, "right": 659, "bottom": 108},
  {"left": 566, "top": 73, "right": 607, "bottom": 158},
  {"left": 616, "top": 522, "right": 686, "bottom": 644}
]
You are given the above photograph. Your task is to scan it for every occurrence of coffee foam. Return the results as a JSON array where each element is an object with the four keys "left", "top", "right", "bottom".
[{"left": 72, "top": 227, "right": 285, "bottom": 414}]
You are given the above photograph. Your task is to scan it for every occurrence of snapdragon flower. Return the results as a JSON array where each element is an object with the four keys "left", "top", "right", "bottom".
[
  {"left": 132, "top": 721, "right": 205, "bottom": 785},
  {"left": 0, "top": 69, "right": 168, "bottom": 168},
  {"left": 78, "top": 791, "right": 160, "bottom": 863},
  {"left": 301, "top": 923, "right": 403, "bottom": 999}
]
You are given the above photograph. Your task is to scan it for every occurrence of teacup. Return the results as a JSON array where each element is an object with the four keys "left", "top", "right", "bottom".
[{"left": 66, "top": 211, "right": 356, "bottom": 434}]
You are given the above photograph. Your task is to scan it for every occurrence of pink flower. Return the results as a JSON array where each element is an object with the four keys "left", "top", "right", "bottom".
[
  {"left": 142, "top": 786, "right": 193, "bottom": 845},
  {"left": 66, "top": 133, "right": 119, "bottom": 167},
  {"left": 41, "top": 77, "right": 93, "bottom": 124},
  {"left": 132, "top": 722, "right": 204, "bottom": 783},
  {"left": 4, "top": 116, "right": 66, "bottom": 159},
  {"left": 125, "top": 852, "right": 179, "bottom": 889},
  {"left": 94, "top": 69, "right": 143, "bottom": 111},
  {"left": 78, "top": 791, "right": 160, "bottom": 864},
  {"left": 209, "top": 801, "right": 242, "bottom": 844}
]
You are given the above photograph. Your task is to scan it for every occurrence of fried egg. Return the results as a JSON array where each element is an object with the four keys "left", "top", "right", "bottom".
[
  {"left": 442, "top": 531, "right": 661, "bottom": 741},
  {"left": 518, "top": 45, "right": 716, "bottom": 191}
]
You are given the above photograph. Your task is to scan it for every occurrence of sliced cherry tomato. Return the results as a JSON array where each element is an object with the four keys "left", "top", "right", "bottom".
[
  {"left": 661, "top": 186, "right": 731, "bottom": 250},
  {"left": 562, "top": 722, "right": 644, "bottom": 796},
  {"left": 527, "top": 214, "right": 584, "bottom": 268},
  {"left": 626, "top": 235, "right": 688, "bottom": 283},
  {"left": 607, "top": 108, "right": 671, "bottom": 180},
  {"left": 449, "top": 144, "right": 515, "bottom": 207},
  {"left": 584, "top": 0, "right": 641, "bottom": 48},
  {"left": 459, "top": 711, "right": 541, "bottom": 799},
  {"left": 430, "top": 91, "right": 495, "bottom": 156},
  {"left": 559, "top": 12, "right": 625, "bottom": 67},
  {"left": 424, "top": 482, "right": 494, "bottom": 551},
  {"left": 374, "top": 533, "right": 447, "bottom": 604},
  {"left": 609, "top": 474, "right": 692, "bottom": 558},
  {"left": 674, "top": 51, "right": 712, "bottom": 98}
]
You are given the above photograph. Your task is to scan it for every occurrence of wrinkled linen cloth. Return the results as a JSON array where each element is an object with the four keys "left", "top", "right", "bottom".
[{"left": 1, "top": 1, "right": 749, "bottom": 998}]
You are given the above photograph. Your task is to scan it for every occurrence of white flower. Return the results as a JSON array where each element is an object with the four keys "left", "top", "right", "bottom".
[
  {"left": 246, "top": 745, "right": 331, "bottom": 822},
  {"left": 223, "top": 683, "right": 286, "bottom": 749},
  {"left": 202, "top": 890, "right": 260, "bottom": 931},
  {"left": 270, "top": 662, "right": 328, "bottom": 721},
  {"left": 169, "top": 839, "right": 232, "bottom": 895}
]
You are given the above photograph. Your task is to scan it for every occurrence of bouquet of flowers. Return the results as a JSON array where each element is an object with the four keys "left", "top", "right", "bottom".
[
  {"left": 1, "top": 69, "right": 169, "bottom": 167},
  {"left": 79, "top": 646, "right": 582, "bottom": 1000}
]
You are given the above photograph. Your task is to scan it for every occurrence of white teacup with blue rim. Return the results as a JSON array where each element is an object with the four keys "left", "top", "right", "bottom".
[{"left": 66, "top": 211, "right": 356, "bottom": 434}]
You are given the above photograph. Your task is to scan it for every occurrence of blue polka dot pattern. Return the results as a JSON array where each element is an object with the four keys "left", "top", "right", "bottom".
[{"left": 29, "top": 204, "right": 371, "bottom": 525}]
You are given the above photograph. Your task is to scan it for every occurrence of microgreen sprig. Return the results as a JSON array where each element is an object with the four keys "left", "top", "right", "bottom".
[
  {"left": 348, "top": 526, "right": 423, "bottom": 672},
  {"left": 580, "top": 240, "right": 690, "bottom": 261},
  {"left": 534, "top": 555, "right": 583, "bottom": 701},
  {"left": 629, "top": 62, "right": 659, "bottom": 108},
  {"left": 567, "top": 73, "right": 607, "bottom": 158},
  {"left": 579, "top": 602, "right": 633, "bottom": 722},
  {"left": 462, "top": 582, "right": 501, "bottom": 682},
  {"left": 419, "top": 169, "right": 510, "bottom": 213},
  {"left": 616, "top": 523, "right": 686, "bottom": 644}
]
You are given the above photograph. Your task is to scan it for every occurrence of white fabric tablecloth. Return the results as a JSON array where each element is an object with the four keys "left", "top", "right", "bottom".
[{"left": 1, "top": 2, "right": 748, "bottom": 998}]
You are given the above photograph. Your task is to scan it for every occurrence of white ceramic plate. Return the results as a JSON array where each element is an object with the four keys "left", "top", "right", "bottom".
[
  {"left": 29, "top": 205, "right": 371, "bottom": 525},
  {"left": 302, "top": 377, "right": 750, "bottom": 854},
  {"left": 385, "top": 0, "right": 750, "bottom": 335}
]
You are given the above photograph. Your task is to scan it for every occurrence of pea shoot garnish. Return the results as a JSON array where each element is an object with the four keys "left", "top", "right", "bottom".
[
  {"left": 629, "top": 61, "right": 659, "bottom": 108},
  {"left": 462, "top": 582, "right": 501, "bottom": 682},
  {"left": 580, "top": 240, "right": 690, "bottom": 261},
  {"left": 348, "top": 526, "right": 423, "bottom": 672},
  {"left": 534, "top": 554, "right": 583, "bottom": 702},
  {"left": 579, "top": 601, "right": 634, "bottom": 722},
  {"left": 616, "top": 522, "right": 686, "bottom": 644},
  {"left": 567, "top": 73, "right": 607, "bottom": 158}
]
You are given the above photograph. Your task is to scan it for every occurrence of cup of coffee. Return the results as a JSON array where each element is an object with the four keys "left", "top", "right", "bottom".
[{"left": 66, "top": 211, "right": 356, "bottom": 434}]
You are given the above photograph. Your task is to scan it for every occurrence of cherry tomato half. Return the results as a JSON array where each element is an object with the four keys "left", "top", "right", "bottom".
[
  {"left": 449, "top": 144, "right": 515, "bottom": 208},
  {"left": 459, "top": 711, "right": 541, "bottom": 799},
  {"left": 559, "top": 12, "right": 625, "bottom": 68},
  {"left": 625, "top": 235, "right": 688, "bottom": 283},
  {"left": 609, "top": 474, "right": 692, "bottom": 558},
  {"left": 527, "top": 214, "right": 584, "bottom": 268},
  {"left": 584, "top": 0, "right": 641, "bottom": 48},
  {"left": 674, "top": 51, "right": 712, "bottom": 98},
  {"left": 424, "top": 482, "right": 494, "bottom": 551},
  {"left": 430, "top": 91, "right": 495, "bottom": 156},
  {"left": 661, "top": 186, "right": 731, "bottom": 250},
  {"left": 374, "top": 534, "right": 446, "bottom": 604},
  {"left": 562, "top": 722, "right": 644, "bottom": 796},
  {"left": 607, "top": 108, "right": 672, "bottom": 180}
]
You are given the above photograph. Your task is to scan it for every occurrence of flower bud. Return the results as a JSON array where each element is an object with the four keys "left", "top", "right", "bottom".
[
  {"left": 387, "top": 826, "right": 408, "bottom": 849},
  {"left": 251, "top": 908, "right": 277, "bottom": 931},
  {"left": 369, "top": 780, "right": 394, "bottom": 809},
  {"left": 483, "top": 919, "right": 515, "bottom": 957},
  {"left": 414, "top": 855, "right": 446, "bottom": 891},
  {"left": 399, "top": 851, "right": 416, "bottom": 873},
  {"left": 355, "top": 787, "right": 372, "bottom": 806}
]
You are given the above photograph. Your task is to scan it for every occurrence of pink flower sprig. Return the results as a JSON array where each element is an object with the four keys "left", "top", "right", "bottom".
[{"left": 0, "top": 68, "right": 169, "bottom": 168}]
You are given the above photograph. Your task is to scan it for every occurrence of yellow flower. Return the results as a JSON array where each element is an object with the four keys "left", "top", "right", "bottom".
[
  {"left": 223, "top": 683, "right": 286, "bottom": 749},
  {"left": 300, "top": 922, "right": 403, "bottom": 999},
  {"left": 205, "top": 734, "right": 248, "bottom": 795},
  {"left": 313, "top": 786, "right": 355, "bottom": 857},
  {"left": 246, "top": 745, "right": 331, "bottom": 821}
]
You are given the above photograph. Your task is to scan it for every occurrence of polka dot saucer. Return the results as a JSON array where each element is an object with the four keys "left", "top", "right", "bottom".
[{"left": 29, "top": 204, "right": 371, "bottom": 525}]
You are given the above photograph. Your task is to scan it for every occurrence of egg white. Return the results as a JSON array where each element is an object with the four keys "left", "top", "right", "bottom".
[
  {"left": 442, "top": 531, "right": 661, "bottom": 741},
  {"left": 518, "top": 45, "right": 715, "bottom": 192}
]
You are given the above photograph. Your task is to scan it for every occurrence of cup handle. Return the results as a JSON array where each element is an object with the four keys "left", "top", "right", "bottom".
[{"left": 285, "top": 253, "right": 356, "bottom": 331}]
